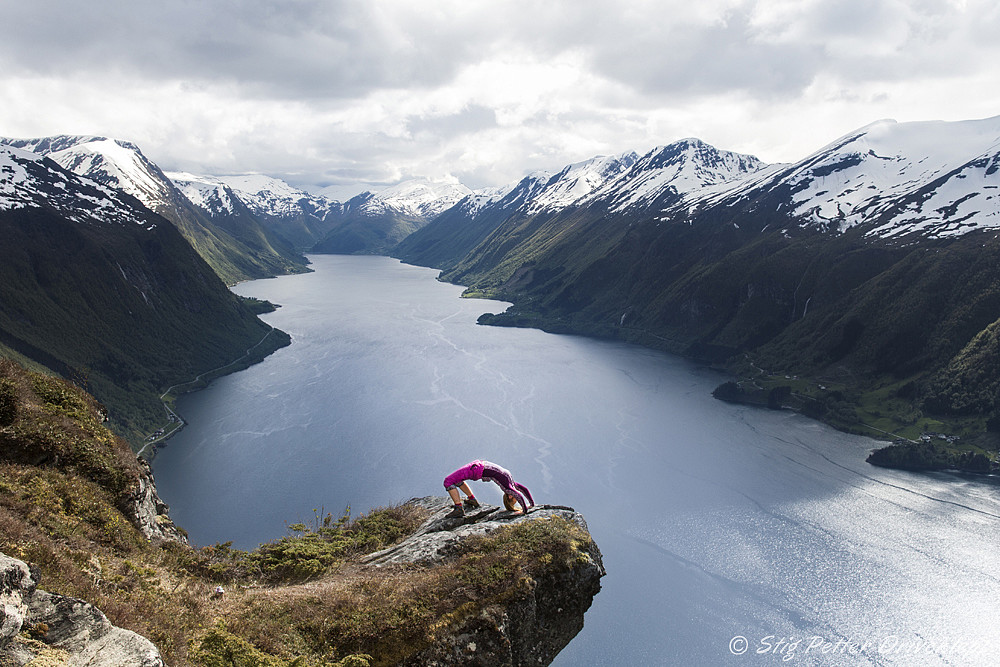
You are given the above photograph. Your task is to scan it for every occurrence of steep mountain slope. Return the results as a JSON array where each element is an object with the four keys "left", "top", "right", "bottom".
[
  {"left": 435, "top": 140, "right": 767, "bottom": 289},
  {"left": 169, "top": 171, "right": 341, "bottom": 250},
  {"left": 313, "top": 179, "right": 472, "bottom": 255},
  {"left": 426, "top": 117, "right": 1000, "bottom": 438},
  {"left": 394, "top": 153, "right": 651, "bottom": 270},
  {"left": 0, "top": 145, "right": 289, "bottom": 442},
  {"left": 1, "top": 136, "right": 308, "bottom": 284},
  {"left": 393, "top": 173, "right": 549, "bottom": 270}
]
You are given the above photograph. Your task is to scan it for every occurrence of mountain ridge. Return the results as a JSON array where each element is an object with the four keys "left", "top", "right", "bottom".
[
  {"left": 1, "top": 135, "right": 309, "bottom": 285},
  {"left": 396, "top": 115, "right": 1000, "bottom": 445},
  {"left": 0, "top": 143, "right": 290, "bottom": 442}
]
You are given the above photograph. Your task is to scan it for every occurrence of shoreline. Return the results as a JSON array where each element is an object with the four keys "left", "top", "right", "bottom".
[
  {"left": 462, "top": 288, "right": 1000, "bottom": 481},
  {"left": 137, "top": 324, "right": 289, "bottom": 459}
]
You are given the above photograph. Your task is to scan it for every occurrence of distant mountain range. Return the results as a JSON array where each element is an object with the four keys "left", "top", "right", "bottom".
[
  {"left": 0, "top": 136, "right": 310, "bottom": 285},
  {"left": 4, "top": 116, "right": 1000, "bottom": 446},
  {"left": 396, "top": 116, "right": 1000, "bottom": 442},
  {"left": 169, "top": 171, "right": 470, "bottom": 255}
]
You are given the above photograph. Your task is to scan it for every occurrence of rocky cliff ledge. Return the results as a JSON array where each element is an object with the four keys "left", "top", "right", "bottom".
[
  {"left": 1, "top": 492, "right": 604, "bottom": 667},
  {"left": 130, "top": 457, "right": 188, "bottom": 545},
  {"left": 364, "top": 497, "right": 606, "bottom": 666},
  {"left": 0, "top": 359, "right": 605, "bottom": 665}
]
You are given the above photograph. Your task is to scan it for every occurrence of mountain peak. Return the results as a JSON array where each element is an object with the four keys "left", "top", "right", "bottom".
[
  {"left": 598, "top": 139, "right": 766, "bottom": 213},
  {"left": 369, "top": 178, "right": 473, "bottom": 218},
  {"left": 2, "top": 134, "right": 173, "bottom": 211},
  {"left": 0, "top": 144, "right": 154, "bottom": 229}
]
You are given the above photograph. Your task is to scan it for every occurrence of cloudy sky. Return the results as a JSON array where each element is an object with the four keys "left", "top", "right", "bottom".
[{"left": 2, "top": 0, "right": 998, "bottom": 198}]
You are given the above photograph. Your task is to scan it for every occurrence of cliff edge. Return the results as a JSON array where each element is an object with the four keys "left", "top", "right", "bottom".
[{"left": 365, "top": 497, "right": 606, "bottom": 666}]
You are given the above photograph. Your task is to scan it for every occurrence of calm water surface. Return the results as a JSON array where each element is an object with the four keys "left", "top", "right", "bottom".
[{"left": 152, "top": 255, "right": 1000, "bottom": 665}]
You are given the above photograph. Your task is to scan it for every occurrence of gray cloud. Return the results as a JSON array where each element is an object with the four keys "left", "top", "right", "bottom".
[
  {"left": 2, "top": 0, "right": 998, "bottom": 196},
  {"left": 0, "top": 0, "right": 476, "bottom": 99},
  {"left": 406, "top": 105, "right": 499, "bottom": 141},
  {"left": 587, "top": 9, "right": 822, "bottom": 99}
]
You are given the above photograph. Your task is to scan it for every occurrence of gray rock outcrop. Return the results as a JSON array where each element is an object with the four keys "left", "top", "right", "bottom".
[
  {"left": 0, "top": 553, "right": 164, "bottom": 667},
  {"left": 366, "top": 496, "right": 606, "bottom": 666},
  {"left": 129, "top": 457, "right": 187, "bottom": 544},
  {"left": 0, "top": 555, "right": 34, "bottom": 649}
]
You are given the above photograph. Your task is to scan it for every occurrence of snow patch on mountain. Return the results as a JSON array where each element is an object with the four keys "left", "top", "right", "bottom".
[
  {"left": 167, "top": 173, "right": 238, "bottom": 216},
  {"left": 672, "top": 116, "right": 1000, "bottom": 240},
  {"left": 865, "top": 147, "right": 1000, "bottom": 238},
  {"left": 1, "top": 135, "right": 175, "bottom": 212},
  {"left": 781, "top": 118, "right": 1000, "bottom": 235},
  {"left": 525, "top": 153, "right": 639, "bottom": 215},
  {"left": 50, "top": 138, "right": 172, "bottom": 208},
  {"left": 166, "top": 172, "right": 338, "bottom": 221},
  {"left": 213, "top": 174, "right": 338, "bottom": 219},
  {"left": 457, "top": 182, "right": 520, "bottom": 217},
  {"left": 0, "top": 145, "right": 149, "bottom": 228},
  {"left": 366, "top": 179, "right": 473, "bottom": 218},
  {"left": 0, "top": 145, "right": 36, "bottom": 208},
  {"left": 598, "top": 139, "right": 766, "bottom": 214}
]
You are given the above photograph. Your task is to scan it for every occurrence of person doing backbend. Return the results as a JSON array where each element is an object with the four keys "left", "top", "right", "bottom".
[{"left": 443, "top": 460, "right": 534, "bottom": 518}]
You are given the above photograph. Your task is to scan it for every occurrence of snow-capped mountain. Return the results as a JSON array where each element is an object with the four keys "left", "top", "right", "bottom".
[
  {"left": 440, "top": 153, "right": 641, "bottom": 222},
  {"left": 1, "top": 135, "right": 178, "bottom": 213},
  {"left": 172, "top": 173, "right": 470, "bottom": 224},
  {"left": 362, "top": 179, "right": 473, "bottom": 218},
  {"left": 595, "top": 139, "right": 765, "bottom": 213},
  {"left": 167, "top": 172, "right": 243, "bottom": 218},
  {"left": 443, "top": 140, "right": 763, "bottom": 225},
  {"left": 168, "top": 172, "right": 341, "bottom": 222},
  {"left": 521, "top": 153, "right": 640, "bottom": 215},
  {"left": 168, "top": 171, "right": 474, "bottom": 255},
  {"left": 0, "top": 144, "right": 154, "bottom": 228},
  {"left": 2, "top": 135, "right": 310, "bottom": 284},
  {"left": 465, "top": 172, "right": 552, "bottom": 217},
  {"left": 456, "top": 182, "right": 521, "bottom": 218},
  {"left": 681, "top": 116, "right": 1000, "bottom": 239}
]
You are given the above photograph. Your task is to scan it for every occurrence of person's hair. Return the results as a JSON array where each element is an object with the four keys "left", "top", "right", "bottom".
[{"left": 503, "top": 493, "right": 519, "bottom": 511}]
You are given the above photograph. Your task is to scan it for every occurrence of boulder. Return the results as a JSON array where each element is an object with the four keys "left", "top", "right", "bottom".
[
  {"left": 0, "top": 554, "right": 34, "bottom": 649},
  {"left": 0, "top": 553, "right": 164, "bottom": 667}
]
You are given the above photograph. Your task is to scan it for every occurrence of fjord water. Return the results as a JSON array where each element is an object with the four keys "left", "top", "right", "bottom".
[{"left": 152, "top": 255, "right": 1000, "bottom": 666}]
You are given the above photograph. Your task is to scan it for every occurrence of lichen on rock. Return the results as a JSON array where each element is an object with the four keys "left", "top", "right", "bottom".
[{"left": 0, "top": 552, "right": 165, "bottom": 667}]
